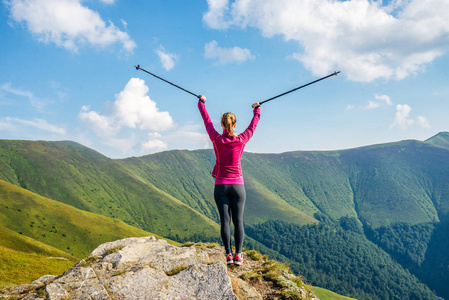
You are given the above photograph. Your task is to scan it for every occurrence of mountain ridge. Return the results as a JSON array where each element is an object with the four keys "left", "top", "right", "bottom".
[{"left": 1, "top": 133, "right": 448, "bottom": 299}]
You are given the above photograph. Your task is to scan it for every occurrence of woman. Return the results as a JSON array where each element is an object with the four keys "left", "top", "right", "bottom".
[{"left": 198, "top": 94, "right": 261, "bottom": 266}]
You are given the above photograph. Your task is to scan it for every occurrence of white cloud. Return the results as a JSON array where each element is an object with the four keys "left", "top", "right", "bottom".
[
  {"left": 204, "top": 40, "right": 255, "bottom": 65},
  {"left": 79, "top": 105, "right": 119, "bottom": 136},
  {"left": 203, "top": 0, "right": 449, "bottom": 82},
  {"left": 80, "top": 78, "right": 174, "bottom": 132},
  {"left": 141, "top": 132, "right": 167, "bottom": 153},
  {"left": 163, "top": 125, "right": 211, "bottom": 149},
  {"left": 79, "top": 78, "right": 175, "bottom": 153},
  {"left": 99, "top": 0, "right": 114, "bottom": 4},
  {"left": 156, "top": 46, "right": 178, "bottom": 71},
  {"left": 120, "top": 19, "right": 128, "bottom": 29},
  {"left": 1, "top": 82, "right": 54, "bottom": 111},
  {"left": 345, "top": 105, "right": 355, "bottom": 110},
  {"left": 7, "top": 0, "right": 136, "bottom": 53},
  {"left": 417, "top": 115, "right": 430, "bottom": 129},
  {"left": 390, "top": 104, "right": 414, "bottom": 130},
  {"left": 1, "top": 82, "right": 33, "bottom": 99},
  {"left": 203, "top": 0, "right": 231, "bottom": 30},
  {"left": 366, "top": 94, "right": 393, "bottom": 110},
  {"left": 1, "top": 117, "right": 66, "bottom": 135},
  {"left": 113, "top": 78, "right": 175, "bottom": 131}
]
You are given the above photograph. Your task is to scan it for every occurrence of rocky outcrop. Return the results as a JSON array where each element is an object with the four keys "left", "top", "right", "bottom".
[
  {"left": 3, "top": 236, "right": 318, "bottom": 299},
  {"left": 6, "top": 236, "right": 237, "bottom": 299}
]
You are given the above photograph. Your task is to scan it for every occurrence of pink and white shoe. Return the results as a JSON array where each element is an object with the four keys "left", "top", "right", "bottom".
[
  {"left": 234, "top": 253, "right": 243, "bottom": 266},
  {"left": 226, "top": 253, "right": 234, "bottom": 265}
]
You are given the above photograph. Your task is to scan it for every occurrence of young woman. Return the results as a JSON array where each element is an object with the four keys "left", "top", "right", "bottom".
[{"left": 198, "top": 95, "right": 261, "bottom": 266}]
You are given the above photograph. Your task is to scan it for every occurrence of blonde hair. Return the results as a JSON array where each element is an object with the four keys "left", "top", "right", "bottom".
[{"left": 221, "top": 112, "right": 237, "bottom": 136}]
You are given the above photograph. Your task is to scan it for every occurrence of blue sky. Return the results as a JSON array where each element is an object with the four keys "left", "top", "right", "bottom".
[{"left": 1, "top": 0, "right": 448, "bottom": 158}]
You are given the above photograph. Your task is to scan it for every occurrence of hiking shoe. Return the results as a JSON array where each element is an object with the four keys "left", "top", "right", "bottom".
[
  {"left": 226, "top": 253, "right": 234, "bottom": 265},
  {"left": 234, "top": 253, "right": 243, "bottom": 266}
]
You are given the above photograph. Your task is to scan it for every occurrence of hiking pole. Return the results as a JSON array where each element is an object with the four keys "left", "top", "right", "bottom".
[
  {"left": 259, "top": 71, "right": 340, "bottom": 106},
  {"left": 134, "top": 65, "right": 201, "bottom": 99}
]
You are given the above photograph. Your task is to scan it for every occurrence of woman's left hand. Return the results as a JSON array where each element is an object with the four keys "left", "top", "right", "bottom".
[{"left": 252, "top": 102, "right": 260, "bottom": 109}]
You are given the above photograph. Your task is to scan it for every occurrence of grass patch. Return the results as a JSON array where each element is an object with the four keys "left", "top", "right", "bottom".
[
  {"left": 240, "top": 259, "right": 314, "bottom": 299},
  {"left": 113, "top": 270, "right": 128, "bottom": 277},
  {"left": 104, "top": 245, "right": 125, "bottom": 256},
  {"left": 0, "top": 245, "right": 74, "bottom": 289},
  {"left": 181, "top": 242, "right": 194, "bottom": 247},
  {"left": 310, "top": 286, "right": 358, "bottom": 300},
  {"left": 77, "top": 255, "right": 99, "bottom": 267},
  {"left": 165, "top": 265, "right": 188, "bottom": 276},
  {"left": 207, "top": 243, "right": 219, "bottom": 248},
  {"left": 245, "top": 249, "right": 264, "bottom": 261}
]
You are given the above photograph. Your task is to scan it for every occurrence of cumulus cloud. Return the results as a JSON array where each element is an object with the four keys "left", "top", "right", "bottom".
[
  {"left": 79, "top": 78, "right": 175, "bottom": 153},
  {"left": 203, "top": 0, "right": 231, "bottom": 30},
  {"left": 80, "top": 78, "right": 174, "bottom": 132},
  {"left": 391, "top": 104, "right": 414, "bottom": 130},
  {"left": 203, "top": 0, "right": 449, "bottom": 82},
  {"left": 7, "top": 0, "right": 136, "bottom": 52},
  {"left": 390, "top": 104, "right": 414, "bottom": 130},
  {"left": 204, "top": 40, "right": 255, "bottom": 65},
  {"left": 365, "top": 94, "right": 393, "bottom": 110},
  {"left": 156, "top": 46, "right": 178, "bottom": 71}
]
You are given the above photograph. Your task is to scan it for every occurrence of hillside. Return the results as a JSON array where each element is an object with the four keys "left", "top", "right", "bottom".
[
  {"left": 0, "top": 140, "right": 220, "bottom": 241},
  {"left": 0, "top": 225, "right": 77, "bottom": 289},
  {"left": 1, "top": 135, "right": 449, "bottom": 299},
  {"left": 0, "top": 179, "right": 169, "bottom": 258},
  {"left": 119, "top": 150, "right": 318, "bottom": 226},
  {"left": 426, "top": 131, "right": 449, "bottom": 149}
]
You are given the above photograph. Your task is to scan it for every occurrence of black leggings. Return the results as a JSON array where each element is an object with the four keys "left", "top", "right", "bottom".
[{"left": 214, "top": 184, "right": 246, "bottom": 254}]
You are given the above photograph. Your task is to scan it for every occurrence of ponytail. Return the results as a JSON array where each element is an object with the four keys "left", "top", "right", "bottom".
[{"left": 221, "top": 112, "right": 237, "bottom": 136}]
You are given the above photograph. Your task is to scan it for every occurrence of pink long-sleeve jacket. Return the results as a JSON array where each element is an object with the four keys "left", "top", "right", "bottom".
[{"left": 198, "top": 100, "right": 261, "bottom": 185}]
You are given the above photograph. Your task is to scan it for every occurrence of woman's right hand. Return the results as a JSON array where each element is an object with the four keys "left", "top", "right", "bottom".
[
  {"left": 252, "top": 102, "right": 260, "bottom": 109},
  {"left": 200, "top": 95, "right": 207, "bottom": 103}
]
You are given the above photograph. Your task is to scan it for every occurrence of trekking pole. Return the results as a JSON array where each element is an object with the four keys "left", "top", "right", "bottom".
[
  {"left": 134, "top": 65, "right": 201, "bottom": 99},
  {"left": 259, "top": 71, "right": 340, "bottom": 106}
]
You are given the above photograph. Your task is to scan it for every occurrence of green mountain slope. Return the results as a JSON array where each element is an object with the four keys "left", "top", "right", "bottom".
[
  {"left": 425, "top": 131, "right": 449, "bottom": 149},
  {"left": 0, "top": 140, "right": 219, "bottom": 241},
  {"left": 341, "top": 140, "right": 449, "bottom": 227},
  {"left": 120, "top": 139, "right": 449, "bottom": 229},
  {"left": 1, "top": 135, "right": 449, "bottom": 299},
  {"left": 247, "top": 220, "right": 440, "bottom": 300},
  {"left": 0, "top": 225, "right": 77, "bottom": 289},
  {"left": 0, "top": 179, "right": 170, "bottom": 258},
  {"left": 119, "top": 150, "right": 318, "bottom": 226},
  {"left": 0, "top": 225, "right": 76, "bottom": 260}
]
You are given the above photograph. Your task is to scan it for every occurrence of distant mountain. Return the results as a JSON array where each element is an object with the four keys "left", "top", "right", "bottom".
[
  {"left": 426, "top": 131, "right": 449, "bottom": 149},
  {"left": 1, "top": 133, "right": 449, "bottom": 299}
]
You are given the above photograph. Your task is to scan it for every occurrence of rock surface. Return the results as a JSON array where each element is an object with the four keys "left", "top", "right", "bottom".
[
  {"left": 5, "top": 236, "right": 237, "bottom": 299},
  {"left": 2, "top": 237, "right": 319, "bottom": 299}
]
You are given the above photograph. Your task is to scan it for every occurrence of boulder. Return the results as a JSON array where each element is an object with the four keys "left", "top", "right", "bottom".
[{"left": 6, "top": 236, "right": 238, "bottom": 300}]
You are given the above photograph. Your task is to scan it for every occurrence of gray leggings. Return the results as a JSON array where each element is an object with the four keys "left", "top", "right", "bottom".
[{"left": 214, "top": 184, "right": 246, "bottom": 254}]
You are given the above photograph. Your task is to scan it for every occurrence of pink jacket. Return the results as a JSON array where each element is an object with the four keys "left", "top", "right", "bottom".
[{"left": 198, "top": 100, "right": 261, "bottom": 182}]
